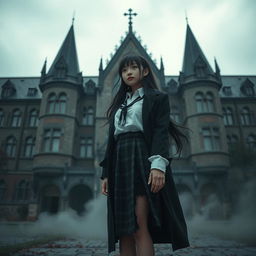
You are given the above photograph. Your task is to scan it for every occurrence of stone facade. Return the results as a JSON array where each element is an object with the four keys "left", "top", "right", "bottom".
[{"left": 0, "top": 23, "right": 255, "bottom": 221}]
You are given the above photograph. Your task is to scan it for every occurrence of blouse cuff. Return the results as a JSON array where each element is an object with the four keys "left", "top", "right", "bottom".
[{"left": 148, "top": 155, "right": 169, "bottom": 173}]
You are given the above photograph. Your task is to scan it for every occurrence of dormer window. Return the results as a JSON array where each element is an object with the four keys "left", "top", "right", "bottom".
[
  {"left": 85, "top": 79, "right": 96, "bottom": 94},
  {"left": 1, "top": 80, "right": 16, "bottom": 98},
  {"left": 194, "top": 56, "right": 207, "bottom": 78},
  {"left": 27, "top": 88, "right": 38, "bottom": 97},
  {"left": 54, "top": 56, "right": 67, "bottom": 78},
  {"left": 240, "top": 78, "right": 255, "bottom": 96},
  {"left": 222, "top": 86, "right": 232, "bottom": 96}
]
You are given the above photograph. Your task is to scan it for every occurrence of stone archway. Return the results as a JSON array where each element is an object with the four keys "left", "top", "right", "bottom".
[
  {"left": 40, "top": 185, "right": 60, "bottom": 214},
  {"left": 176, "top": 184, "right": 194, "bottom": 219},
  {"left": 68, "top": 184, "right": 93, "bottom": 215}
]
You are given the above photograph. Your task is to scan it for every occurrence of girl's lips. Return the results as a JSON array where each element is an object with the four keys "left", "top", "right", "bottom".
[{"left": 127, "top": 77, "right": 134, "bottom": 81}]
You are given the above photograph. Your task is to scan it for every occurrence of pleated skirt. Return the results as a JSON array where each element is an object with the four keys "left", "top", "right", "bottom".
[{"left": 113, "top": 131, "right": 161, "bottom": 238}]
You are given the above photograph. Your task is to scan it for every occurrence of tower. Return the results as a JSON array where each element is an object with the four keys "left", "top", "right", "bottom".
[
  {"left": 33, "top": 24, "right": 85, "bottom": 213},
  {"left": 178, "top": 24, "right": 230, "bottom": 211}
]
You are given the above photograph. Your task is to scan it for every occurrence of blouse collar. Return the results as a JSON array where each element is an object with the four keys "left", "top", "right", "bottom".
[{"left": 126, "top": 87, "right": 144, "bottom": 99}]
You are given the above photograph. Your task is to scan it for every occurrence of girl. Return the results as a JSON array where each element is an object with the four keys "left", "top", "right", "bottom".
[{"left": 100, "top": 55, "right": 190, "bottom": 256}]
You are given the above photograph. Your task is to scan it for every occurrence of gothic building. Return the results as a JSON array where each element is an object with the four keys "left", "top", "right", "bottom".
[{"left": 0, "top": 17, "right": 255, "bottom": 221}]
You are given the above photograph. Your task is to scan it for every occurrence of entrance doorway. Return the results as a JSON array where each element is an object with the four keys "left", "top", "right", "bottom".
[
  {"left": 68, "top": 184, "right": 93, "bottom": 215},
  {"left": 40, "top": 185, "right": 60, "bottom": 214}
]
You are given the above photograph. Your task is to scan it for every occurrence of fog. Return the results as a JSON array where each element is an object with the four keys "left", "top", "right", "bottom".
[{"left": 0, "top": 178, "right": 255, "bottom": 247}]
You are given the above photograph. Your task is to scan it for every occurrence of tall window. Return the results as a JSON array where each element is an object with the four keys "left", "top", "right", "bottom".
[
  {"left": 11, "top": 109, "right": 21, "bottom": 127},
  {"left": 195, "top": 92, "right": 215, "bottom": 113},
  {"left": 82, "top": 107, "right": 94, "bottom": 125},
  {"left": 240, "top": 107, "right": 251, "bottom": 125},
  {"left": 202, "top": 127, "right": 220, "bottom": 151},
  {"left": 0, "top": 180, "right": 6, "bottom": 201},
  {"left": 24, "top": 137, "right": 35, "bottom": 157},
  {"left": 80, "top": 137, "right": 93, "bottom": 158},
  {"left": 14, "top": 180, "right": 30, "bottom": 201},
  {"left": 43, "top": 129, "right": 61, "bottom": 152},
  {"left": 170, "top": 105, "right": 180, "bottom": 123},
  {"left": 247, "top": 135, "right": 256, "bottom": 151},
  {"left": 223, "top": 107, "right": 234, "bottom": 125},
  {"left": 195, "top": 92, "right": 204, "bottom": 112},
  {"left": 205, "top": 92, "right": 214, "bottom": 112},
  {"left": 47, "top": 93, "right": 57, "bottom": 113},
  {"left": 47, "top": 93, "right": 67, "bottom": 114},
  {"left": 0, "top": 109, "right": 4, "bottom": 127},
  {"left": 58, "top": 93, "right": 67, "bottom": 114},
  {"left": 28, "top": 109, "right": 38, "bottom": 127},
  {"left": 6, "top": 136, "right": 16, "bottom": 157}
]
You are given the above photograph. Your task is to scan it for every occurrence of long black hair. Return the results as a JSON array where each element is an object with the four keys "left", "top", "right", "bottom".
[{"left": 106, "top": 54, "right": 188, "bottom": 155}]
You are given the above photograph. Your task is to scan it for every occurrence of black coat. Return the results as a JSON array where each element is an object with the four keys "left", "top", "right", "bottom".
[{"left": 99, "top": 87, "right": 190, "bottom": 253}]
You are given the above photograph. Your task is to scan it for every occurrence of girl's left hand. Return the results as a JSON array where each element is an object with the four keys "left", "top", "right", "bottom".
[{"left": 148, "top": 169, "right": 165, "bottom": 193}]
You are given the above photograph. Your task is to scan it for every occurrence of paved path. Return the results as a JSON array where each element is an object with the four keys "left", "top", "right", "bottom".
[{"left": 11, "top": 236, "right": 256, "bottom": 256}]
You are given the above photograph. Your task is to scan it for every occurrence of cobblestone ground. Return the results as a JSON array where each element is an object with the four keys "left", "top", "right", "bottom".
[{"left": 8, "top": 236, "right": 256, "bottom": 256}]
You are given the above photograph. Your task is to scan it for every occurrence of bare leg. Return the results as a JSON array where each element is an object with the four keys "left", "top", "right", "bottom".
[
  {"left": 119, "top": 235, "right": 136, "bottom": 256},
  {"left": 134, "top": 195, "right": 154, "bottom": 256}
]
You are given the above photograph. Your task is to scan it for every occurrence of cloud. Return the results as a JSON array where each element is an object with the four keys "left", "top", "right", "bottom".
[{"left": 0, "top": 0, "right": 255, "bottom": 76}]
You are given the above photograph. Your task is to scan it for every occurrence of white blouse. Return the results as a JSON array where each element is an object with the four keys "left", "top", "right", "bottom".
[{"left": 114, "top": 87, "right": 169, "bottom": 173}]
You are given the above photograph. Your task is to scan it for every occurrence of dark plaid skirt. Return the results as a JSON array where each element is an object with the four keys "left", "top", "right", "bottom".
[{"left": 113, "top": 131, "right": 162, "bottom": 238}]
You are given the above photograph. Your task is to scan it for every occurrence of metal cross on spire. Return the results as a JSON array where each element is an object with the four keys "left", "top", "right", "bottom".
[{"left": 124, "top": 8, "right": 137, "bottom": 32}]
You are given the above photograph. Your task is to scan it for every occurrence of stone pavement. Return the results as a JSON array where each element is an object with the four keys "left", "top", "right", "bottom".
[{"left": 11, "top": 236, "right": 256, "bottom": 256}]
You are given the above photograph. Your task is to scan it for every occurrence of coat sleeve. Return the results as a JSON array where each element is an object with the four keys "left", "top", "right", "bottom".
[{"left": 150, "top": 93, "right": 171, "bottom": 161}]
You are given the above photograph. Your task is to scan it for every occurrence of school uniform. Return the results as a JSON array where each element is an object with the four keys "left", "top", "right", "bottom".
[{"left": 99, "top": 86, "right": 190, "bottom": 254}]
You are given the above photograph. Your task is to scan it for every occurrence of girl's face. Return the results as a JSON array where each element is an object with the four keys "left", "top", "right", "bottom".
[{"left": 121, "top": 61, "right": 148, "bottom": 90}]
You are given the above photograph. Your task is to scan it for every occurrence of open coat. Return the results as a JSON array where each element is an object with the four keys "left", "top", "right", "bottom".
[{"left": 99, "top": 87, "right": 190, "bottom": 254}]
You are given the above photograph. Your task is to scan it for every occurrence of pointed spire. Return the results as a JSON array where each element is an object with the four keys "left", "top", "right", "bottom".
[
  {"left": 214, "top": 57, "right": 220, "bottom": 74},
  {"left": 41, "top": 58, "right": 47, "bottom": 76},
  {"left": 47, "top": 24, "right": 80, "bottom": 79},
  {"left": 99, "top": 57, "right": 103, "bottom": 72},
  {"left": 181, "top": 24, "right": 214, "bottom": 77},
  {"left": 160, "top": 56, "right": 164, "bottom": 71}
]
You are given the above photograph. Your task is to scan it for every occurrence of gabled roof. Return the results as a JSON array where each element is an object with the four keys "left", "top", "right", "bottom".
[
  {"left": 101, "top": 30, "right": 160, "bottom": 80},
  {"left": 47, "top": 25, "right": 80, "bottom": 78},
  {"left": 181, "top": 24, "right": 214, "bottom": 77}
]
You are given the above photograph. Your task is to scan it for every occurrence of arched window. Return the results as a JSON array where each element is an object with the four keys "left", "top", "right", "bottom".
[
  {"left": 0, "top": 109, "right": 4, "bottom": 127},
  {"left": 0, "top": 180, "right": 6, "bottom": 201},
  {"left": 82, "top": 107, "right": 94, "bottom": 125},
  {"left": 24, "top": 137, "right": 35, "bottom": 157},
  {"left": 247, "top": 134, "right": 256, "bottom": 151},
  {"left": 58, "top": 93, "right": 67, "bottom": 114},
  {"left": 28, "top": 109, "right": 38, "bottom": 127},
  {"left": 240, "top": 107, "right": 251, "bottom": 125},
  {"left": 170, "top": 105, "right": 180, "bottom": 123},
  {"left": 47, "top": 93, "right": 57, "bottom": 113},
  {"left": 205, "top": 92, "right": 214, "bottom": 112},
  {"left": 11, "top": 109, "right": 21, "bottom": 127},
  {"left": 14, "top": 180, "right": 30, "bottom": 201},
  {"left": 6, "top": 136, "right": 16, "bottom": 157},
  {"left": 80, "top": 137, "right": 93, "bottom": 158},
  {"left": 195, "top": 92, "right": 204, "bottom": 113},
  {"left": 223, "top": 107, "right": 234, "bottom": 126}
]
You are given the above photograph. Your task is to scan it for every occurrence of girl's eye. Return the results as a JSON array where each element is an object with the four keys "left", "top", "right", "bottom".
[
  {"left": 132, "top": 65, "right": 138, "bottom": 69},
  {"left": 122, "top": 68, "right": 127, "bottom": 72}
]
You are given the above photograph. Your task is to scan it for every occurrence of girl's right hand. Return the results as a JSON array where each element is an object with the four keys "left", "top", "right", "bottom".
[{"left": 101, "top": 178, "right": 108, "bottom": 196}]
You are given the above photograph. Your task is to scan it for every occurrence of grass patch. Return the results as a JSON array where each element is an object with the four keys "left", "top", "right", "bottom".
[{"left": 0, "top": 236, "right": 64, "bottom": 256}]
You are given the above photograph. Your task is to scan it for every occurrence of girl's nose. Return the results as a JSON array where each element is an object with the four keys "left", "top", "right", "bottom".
[{"left": 127, "top": 69, "right": 132, "bottom": 75}]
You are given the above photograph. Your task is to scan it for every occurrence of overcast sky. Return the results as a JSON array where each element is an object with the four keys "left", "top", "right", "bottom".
[{"left": 0, "top": 0, "right": 255, "bottom": 77}]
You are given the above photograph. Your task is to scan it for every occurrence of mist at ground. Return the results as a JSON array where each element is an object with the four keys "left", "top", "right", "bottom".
[{"left": 0, "top": 178, "right": 255, "bottom": 247}]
